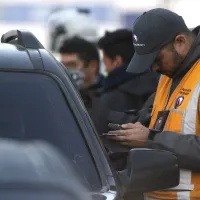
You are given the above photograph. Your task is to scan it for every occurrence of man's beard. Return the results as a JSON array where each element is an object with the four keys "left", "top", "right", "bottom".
[{"left": 158, "top": 48, "right": 184, "bottom": 78}]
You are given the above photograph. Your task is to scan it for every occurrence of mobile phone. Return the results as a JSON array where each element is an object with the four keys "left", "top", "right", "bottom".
[
  {"left": 101, "top": 133, "right": 120, "bottom": 137},
  {"left": 108, "top": 123, "right": 123, "bottom": 131}
]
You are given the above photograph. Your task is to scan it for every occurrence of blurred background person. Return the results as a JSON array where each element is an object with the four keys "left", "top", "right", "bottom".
[
  {"left": 59, "top": 36, "right": 104, "bottom": 116},
  {"left": 93, "top": 29, "right": 159, "bottom": 135},
  {"left": 47, "top": 8, "right": 99, "bottom": 53}
]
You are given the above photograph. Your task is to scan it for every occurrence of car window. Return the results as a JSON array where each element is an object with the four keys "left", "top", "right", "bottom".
[{"left": 0, "top": 72, "right": 101, "bottom": 191}]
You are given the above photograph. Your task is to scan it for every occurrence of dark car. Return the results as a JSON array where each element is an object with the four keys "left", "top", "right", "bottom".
[{"left": 0, "top": 30, "right": 180, "bottom": 200}]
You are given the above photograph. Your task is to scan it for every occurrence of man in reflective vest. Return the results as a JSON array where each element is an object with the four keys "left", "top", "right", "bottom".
[{"left": 107, "top": 8, "right": 200, "bottom": 200}]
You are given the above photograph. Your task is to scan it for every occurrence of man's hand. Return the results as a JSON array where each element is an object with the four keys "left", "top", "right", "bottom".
[{"left": 107, "top": 122, "right": 150, "bottom": 148}]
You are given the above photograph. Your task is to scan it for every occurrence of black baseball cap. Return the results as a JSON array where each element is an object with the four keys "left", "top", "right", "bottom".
[{"left": 127, "top": 8, "right": 188, "bottom": 74}]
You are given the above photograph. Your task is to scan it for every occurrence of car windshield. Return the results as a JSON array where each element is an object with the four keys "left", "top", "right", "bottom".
[{"left": 0, "top": 72, "right": 102, "bottom": 191}]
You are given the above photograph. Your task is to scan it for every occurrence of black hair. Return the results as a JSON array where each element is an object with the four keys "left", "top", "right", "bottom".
[
  {"left": 59, "top": 36, "right": 100, "bottom": 67},
  {"left": 98, "top": 29, "right": 135, "bottom": 64}
]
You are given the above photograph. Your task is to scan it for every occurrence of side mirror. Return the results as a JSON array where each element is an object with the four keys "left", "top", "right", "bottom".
[{"left": 118, "top": 149, "right": 179, "bottom": 194}]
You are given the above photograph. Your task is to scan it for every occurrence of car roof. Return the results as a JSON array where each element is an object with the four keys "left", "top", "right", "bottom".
[
  {"left": 0, "top": 30, "right": 63, "bottom": 73},
  {"left": 0, "top": 29, "right": 76, "bottom": 89},
  {"left": 0, "top": 43, "right": 34, "bottom": 69}
]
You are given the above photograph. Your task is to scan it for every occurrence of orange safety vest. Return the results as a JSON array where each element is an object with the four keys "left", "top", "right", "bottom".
[{"left": 146, "top": 60, "right": 200, "bottom": 200}]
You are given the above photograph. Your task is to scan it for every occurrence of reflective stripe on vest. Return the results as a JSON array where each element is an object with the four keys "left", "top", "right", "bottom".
[{"left": 146, "top": 59, "right": 200, "bottom": 200}]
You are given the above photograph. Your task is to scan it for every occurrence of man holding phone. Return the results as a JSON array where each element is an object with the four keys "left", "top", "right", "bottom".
[{"left": 107, "top": 8, "right": 200, "bottom": 200}]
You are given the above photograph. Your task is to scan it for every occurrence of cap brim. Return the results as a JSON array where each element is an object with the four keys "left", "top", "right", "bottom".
[{"left": 127, "top": 50, "right": 159, "bottom": 74}]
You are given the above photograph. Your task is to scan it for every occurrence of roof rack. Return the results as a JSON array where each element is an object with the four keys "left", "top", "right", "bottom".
[{"left": 1, "top": 29, "right": 44, "bottom": 49}]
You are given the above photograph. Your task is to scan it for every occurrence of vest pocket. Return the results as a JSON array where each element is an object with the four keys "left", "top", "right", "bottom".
[{"left": 164, "top": 109, "right": 184, "bottom": 134}]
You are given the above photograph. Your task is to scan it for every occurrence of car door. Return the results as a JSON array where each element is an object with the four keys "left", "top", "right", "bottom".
[{"left": 0, "top": 71, "right": 117, "bottom": 198}]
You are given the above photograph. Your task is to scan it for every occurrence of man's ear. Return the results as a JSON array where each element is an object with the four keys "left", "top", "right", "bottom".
[
  {"left": 174, "top": 34, "right": 187, "bottom": 46},
  {"left": 173, "top": 34, "right": 188, "bottom": 55}
]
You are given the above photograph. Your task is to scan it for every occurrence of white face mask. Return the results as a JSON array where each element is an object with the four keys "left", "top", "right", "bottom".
[{"left": 68, "top": 69, "right": 85, "bottom": 89}]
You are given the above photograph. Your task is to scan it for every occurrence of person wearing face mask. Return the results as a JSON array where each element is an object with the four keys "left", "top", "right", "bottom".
[
  {"left": 107, "top": 8, "right": 200, "bottom": 200},
  {"left": 59, "top": 36, "right": 104, "bottom": 117}
]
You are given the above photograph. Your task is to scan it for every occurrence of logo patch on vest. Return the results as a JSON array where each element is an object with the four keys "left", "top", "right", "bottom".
[{"left": 175, "top": 96, "right": 184, "bottom": 109}]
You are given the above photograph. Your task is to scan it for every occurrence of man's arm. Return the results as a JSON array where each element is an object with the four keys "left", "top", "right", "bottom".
[
  {"left": 108, "top": 122, "right": 200, "bottom": 172},
  {"left": 147, "top": 130, "right": 200, "bottom": 172}
]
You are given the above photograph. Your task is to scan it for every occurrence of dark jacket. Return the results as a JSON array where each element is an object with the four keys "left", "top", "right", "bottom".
[
  {"left": 92, "top": 65, "right": 159, "bottom": 135},
  {"left": 80, "top": 73, "right": 104, "bottom": 117},
  {"left": 148, "top": 26, "right": 200, "bottom": 171},
  {"left": 100, "top": 92, "right": 156, "bottom": 172}
]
